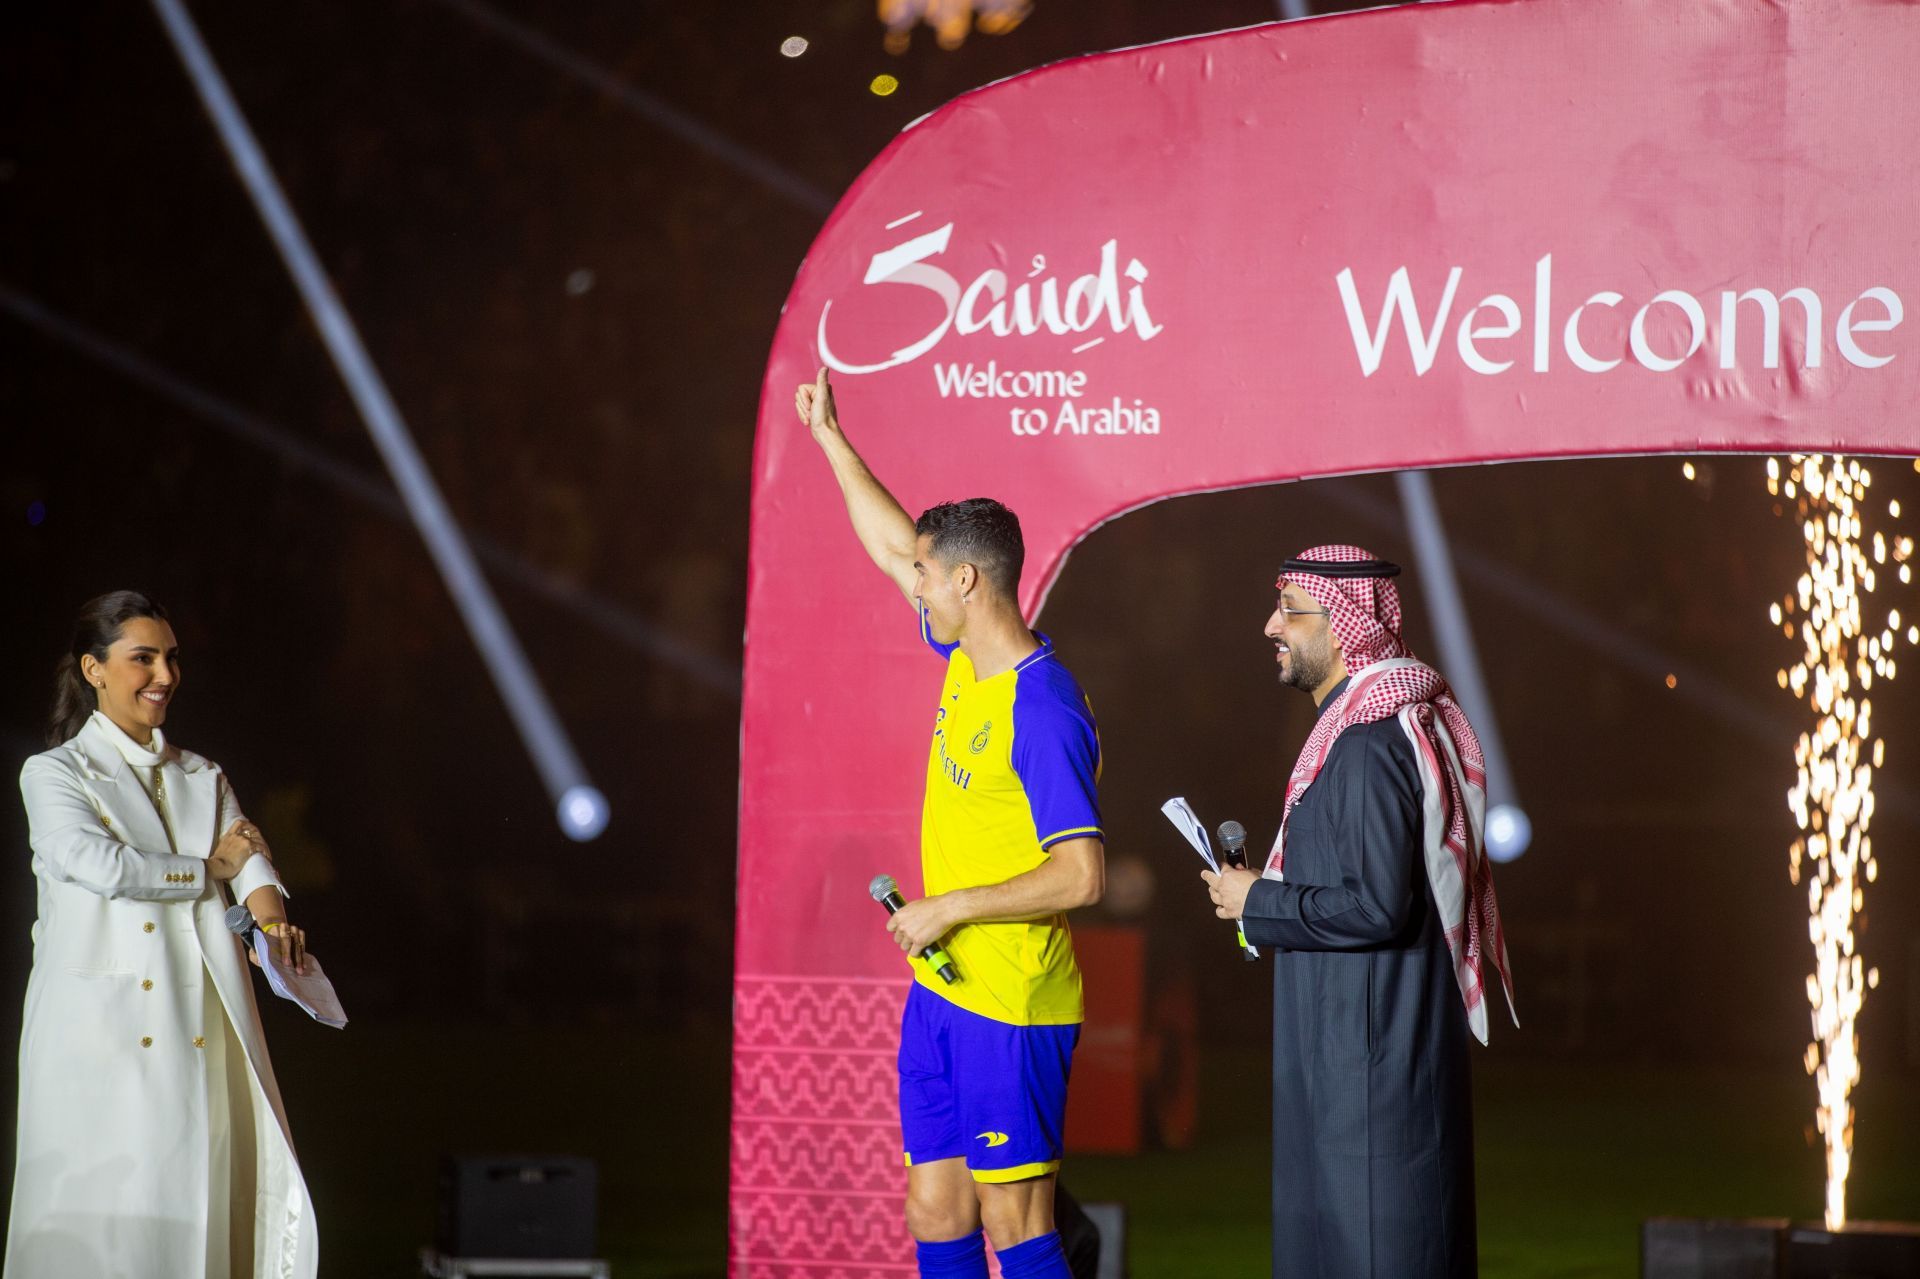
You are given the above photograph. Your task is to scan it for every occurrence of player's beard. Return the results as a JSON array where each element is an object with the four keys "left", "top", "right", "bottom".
[{"left": 1280, "top": 629, "right": 1335, "bottom": 694}]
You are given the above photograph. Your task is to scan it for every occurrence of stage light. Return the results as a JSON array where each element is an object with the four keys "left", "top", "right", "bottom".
[
  {"left": 780, "top": 36, "right": 809, "bottom": 57},
  {"left": 869, "top": 74, "right": 899, "bottom": 96},
  {"left": 1484, "top": 804, "right": 1531, "bottom": 863},
  {"left": 558, "top": 786, "right": 610, "bottom": 842},
  {"left": 1394, "top": 471, "right": 1528, "bottom": 864}
]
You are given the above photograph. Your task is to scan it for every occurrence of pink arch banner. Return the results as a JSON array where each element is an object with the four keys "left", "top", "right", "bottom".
[{"left": 730, "top": 0, "right": 1918, "bottom": 1272}]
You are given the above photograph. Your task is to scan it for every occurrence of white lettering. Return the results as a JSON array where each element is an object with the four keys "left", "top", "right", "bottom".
[
  {"left": 819, "top": 226, "right": 1162, "bottom": 373},
  {"left": 1456, "top": 294, "right": 1522, "bottom": 376},
  {"left": 1337, "top": 266, "right": 1463, "bottom": 377},
  {"left": 1564, "top": 292, "right": 1624, "bottom": 374},
  {"left": 818, "top": 223, "right": 959, "bottom": 374},
  {"left": 1838, "top": 287, "right": 1903, "bottom": 368},
  {"left": 932, "top": 362, "right": 1088, "bottom": 399},
  {"left": 1629, "top": 290, "right": 1707, "bottom": 372},
  {"left": 1533, "top": 254, "right": 1552, "bottom": 372},
  {"left": 956, "top": 270, "right": 1011, "bottom": 337},
  {"left": 1719, "top": 288, "right": 1823, "bottom": 370},
  {"left": 1339, "top": 260, "right": 1902, "bottom": 377},
  {"left": 1049, "top": 398, "right": 1161, "bottom": 436}
]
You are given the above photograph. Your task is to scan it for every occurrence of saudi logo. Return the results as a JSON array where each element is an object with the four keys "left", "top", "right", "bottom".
[
  {"left": 970, "top": 721, "right": 992, "bottom": 754},
  {"left": 976, "top": 1131, "right": 1010, "bottom": 1148}
]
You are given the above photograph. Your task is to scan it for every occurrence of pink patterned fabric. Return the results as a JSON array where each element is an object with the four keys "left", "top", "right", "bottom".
[
  {"left": 730, "top": 978, "right": 915, "bottom": 1275},
  {"left": 1269, "top": 545, "right": 1517, "bottom": 1044}
]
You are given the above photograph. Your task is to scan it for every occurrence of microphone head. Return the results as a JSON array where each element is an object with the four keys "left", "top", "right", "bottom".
[
  {"left": 1217, "top": 820, "right": 1248, "bottom": 851},
  {"left": 223, "top": 903, "right": 254, "bottom": 936},
  {"left": 868, "top": 874, "right": 899, "bottom": 903}
]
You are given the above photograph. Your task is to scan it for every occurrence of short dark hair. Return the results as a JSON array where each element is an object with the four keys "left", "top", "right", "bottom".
[{"left": 914, "top": 498, "right": 1024, "bottom": 596}]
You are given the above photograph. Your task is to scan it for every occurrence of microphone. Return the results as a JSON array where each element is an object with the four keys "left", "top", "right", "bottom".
[
  {"left": 224, "top": 902, "right": 256, "bottom": 940},
  {"left": 1216, "top": 821, "right": 1262, "bottom": 962},
  {"left": 868, "top": 874, "right": 959, "bottom": 984}
]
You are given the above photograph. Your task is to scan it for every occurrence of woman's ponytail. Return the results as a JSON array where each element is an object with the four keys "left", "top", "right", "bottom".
[{"left": 46, "top": 591, "right": 169, "bottom": 747}]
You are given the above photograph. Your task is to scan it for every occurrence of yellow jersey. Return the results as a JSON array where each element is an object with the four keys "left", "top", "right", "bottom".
[{"left": 918, "top": 608, "right": 1102, "bottom": 1026}]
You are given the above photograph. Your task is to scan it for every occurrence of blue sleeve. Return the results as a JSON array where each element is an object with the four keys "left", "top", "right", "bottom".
[
  {"left": 1010, "top": 669, "right": 1103, "bottom": 849},
  {"left": 919, "top": 604, "right": 959, "bottom": 659}
]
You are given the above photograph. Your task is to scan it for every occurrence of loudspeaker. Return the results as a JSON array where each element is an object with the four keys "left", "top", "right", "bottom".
[
  {"left": 1641, "top": 1218, "right": 1788, "bottom": 1279},
  {"left": 436, "top": 1155, "right": 597, "bottom": 1259},
  {"left": 1786, "top": 1221, "right": 1920, "bottom": 1278}
]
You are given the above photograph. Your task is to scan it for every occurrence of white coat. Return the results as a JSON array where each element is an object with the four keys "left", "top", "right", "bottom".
[{"left": 6, "top": 716, "right": 317, "bottom": 1278}]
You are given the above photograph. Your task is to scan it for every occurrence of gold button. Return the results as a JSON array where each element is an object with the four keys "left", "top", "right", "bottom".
[
  {"left": 141, "top": 980, "right": 153, "bottom": 991},
  {"left": 192, "top": 1037, "right": 206, "bottom": 1049},
  {"left": 140, "top": 1037, "right": 152, "bottom": 1048},
  {"left": 142, "top": 923, "right": 155, "bottom": 934},
  {"left": 101, "top": 817, "right": 113, "bottom": 829},
  {"left": 186, "top": 873, "right": 196, "bottom": 883}
]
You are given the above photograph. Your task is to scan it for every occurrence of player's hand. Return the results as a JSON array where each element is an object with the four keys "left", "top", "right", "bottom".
[
  {"left": 795, "top": 367, "right": 843, "bottom": 445},
  {"left": 1202, "top": 867, "right": 1259, "bottom": 921},
  {"left": 885, "top": 894, "right": 953, "bottom": 957}
]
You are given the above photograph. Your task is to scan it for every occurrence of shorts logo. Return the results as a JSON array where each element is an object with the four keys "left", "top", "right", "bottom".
[
  {"left": 976, "top": 1130, "right": 1010, "bottom": 1148},
  {"left": 970, "top": 722, "right": 992, "bottom": 754}
]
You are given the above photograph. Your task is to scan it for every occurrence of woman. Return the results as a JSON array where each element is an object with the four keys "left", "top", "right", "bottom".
[{"left": 7, "top": 591, "right": 319, "bottom": 1279}]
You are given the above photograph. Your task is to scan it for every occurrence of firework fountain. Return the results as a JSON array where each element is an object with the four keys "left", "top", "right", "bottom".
[{"left": 1767, "top": 454, "right": 1905, "bottom": 1230}]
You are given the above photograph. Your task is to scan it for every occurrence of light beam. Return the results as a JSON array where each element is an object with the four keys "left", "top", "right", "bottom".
[{"left": 149, "top": 0, "right": 609, "bottom": 840}]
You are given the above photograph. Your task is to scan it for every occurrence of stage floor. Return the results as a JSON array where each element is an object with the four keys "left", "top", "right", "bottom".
[{"left": 150, "top": 1020, "right": 1919, "bottom": 1278}]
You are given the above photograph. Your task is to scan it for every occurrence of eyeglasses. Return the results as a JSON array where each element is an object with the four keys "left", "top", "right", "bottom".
[{"left": 1274, "top": 605, "right": 1330, "bottom": 620}]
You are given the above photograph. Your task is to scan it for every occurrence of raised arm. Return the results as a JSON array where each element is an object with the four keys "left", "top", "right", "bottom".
[{"left": 797, "top": 367, "right": 918, "bottom": 603}]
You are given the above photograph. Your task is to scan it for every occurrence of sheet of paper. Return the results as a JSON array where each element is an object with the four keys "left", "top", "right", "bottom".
[
  {"left": 1164, "top": 797, "right": 1263, "bottom": 959},
  {"left": 253, "top": 932, "right": 348, "bottom": 1029},
  {"left": 1160, "top": 796, "right": 1218, "bottom": 872}
]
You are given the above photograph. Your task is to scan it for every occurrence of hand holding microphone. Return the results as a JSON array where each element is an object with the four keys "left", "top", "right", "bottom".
[
  {"left": 1216, "top": 820, "right": 1262, "bottom": 962},
  {"left": 869, "top": 874, "right": 960, "bottom": 984},
  {"left": 225, "top": 902, "right": 310, "bottom": 975}
]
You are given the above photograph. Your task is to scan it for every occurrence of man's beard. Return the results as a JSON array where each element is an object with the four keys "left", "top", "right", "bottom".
[{"left": 1280, "top": 636, "right": 1333, "bottom": 693}]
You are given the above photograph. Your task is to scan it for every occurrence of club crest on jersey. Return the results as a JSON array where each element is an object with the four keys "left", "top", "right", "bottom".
[{"left": 970, "top": 722, "right": 992, "bottom": 754}]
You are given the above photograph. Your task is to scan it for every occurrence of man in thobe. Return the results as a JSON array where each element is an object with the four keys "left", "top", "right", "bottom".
[{"left": 1202, "top": 544, "right": 1517, "bottom": 1279}]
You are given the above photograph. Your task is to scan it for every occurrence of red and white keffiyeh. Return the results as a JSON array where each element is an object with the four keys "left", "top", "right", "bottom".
[{"left": 1267, "top": 543, "right": 1518, "bottom": 1044}]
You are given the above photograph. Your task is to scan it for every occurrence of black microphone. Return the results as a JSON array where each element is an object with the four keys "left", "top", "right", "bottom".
[
  {"left": 869, "top": 874, "right": 959, "bottom": 984},
  {"left": 1216, "top": 821, "right": 1262, "bottom": 962}
]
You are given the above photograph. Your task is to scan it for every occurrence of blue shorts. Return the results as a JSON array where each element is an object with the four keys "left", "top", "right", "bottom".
[{"left": 898, "top": 982, "right": 1079, "bottom": 1183}]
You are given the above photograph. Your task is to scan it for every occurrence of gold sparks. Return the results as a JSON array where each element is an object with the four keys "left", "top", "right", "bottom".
[
  {"left": 1772, "top": 453, "right": 1909, "bottom": 1230},
  {"left": 878, "top": 0, "right": 1032, "bottom": 53}
]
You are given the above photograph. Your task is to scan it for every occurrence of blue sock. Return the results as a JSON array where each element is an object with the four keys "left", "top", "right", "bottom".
[
  {"left": 996, "top": 1230, "right": 1070, "bottom": 1279},
  {"left": 915, "top": 1228, "right": 988, "bottom": 1279}
]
